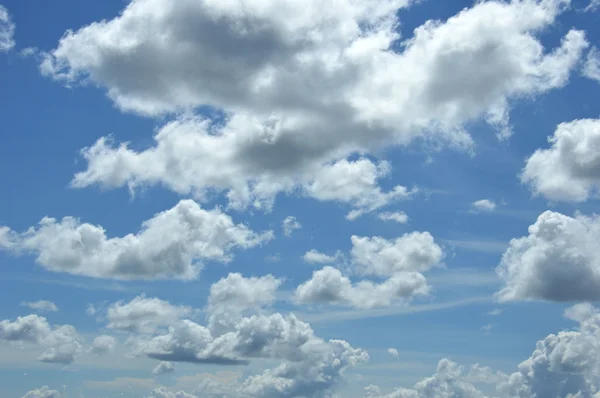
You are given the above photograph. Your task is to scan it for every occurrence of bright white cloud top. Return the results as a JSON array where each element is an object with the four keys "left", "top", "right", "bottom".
[{"left": 0, "top": 5, "right": 14, "bottom": 52}]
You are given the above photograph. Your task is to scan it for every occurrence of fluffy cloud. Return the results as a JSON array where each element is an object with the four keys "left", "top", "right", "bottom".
[
  {"left": 367, "top": 304, "right": 600, "bottom": 397},
  {"left": 90, "top": 335, "right": 116, "bottom": 355},
  {"left": 302, "top": 249, "right": 341, "bottom": 265},
  {"left": 281, "top": 216, "right": 301, "bottom": 237},
  {"left": 120, "top": 273, "right": 367, "bottom": 397},
  {"left": 471, "top": 199, "right": 496, "bottom": 213},
  {"left": 0, "top": 314, "right": 82, "bottom": 364},
  {"left": 522, "top": 119, "right": 600, "bottom": 202},
  {"left": 146, "top": 388, "right": 196, "bottom": 398},
  {"left": 294, "top": 266, "right": 429, "bottom": 309},
  {"left": 45, "top": 0, "right": 587, "bottom": 212},
  {"left": 0, "top": 200, "right": 272, "bottom": 280},
  {"left": 0, "top": 5, "right": 14, "bottom": 52},
  {"left": 351, "top": 233, "right": 443, "bottom": 277},
  {"left": 378, "top": 211, "right": 409, "bottom": 224},
  {"left": 20, "top": 300, "right": 59, "bottom": 313},
  {"left": 297, "top": 232, "right": 442, "bottom": 308},
  {"left": 106, "top": 295, "right": 193, "bottom": 333},
  {"left": 152, "top": 361, "right": 175, "bottom": 375},
  {"left": 584, "top": 47, "right": 600, "bottom": 82},
  {"left": 388, "top": 348, "right": 399, "bottom": 359},
  {"left": 22, "top": 387, "right": 61, "bottom": 398},
  {"left": 495, "top": 211, "right": 600, "bottom": 302}
]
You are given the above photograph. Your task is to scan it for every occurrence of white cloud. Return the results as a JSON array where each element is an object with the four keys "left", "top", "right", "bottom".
[
  {"left": 294, "top": 266, "right": 429, "bottom": 309},
  {"left": 0, "top": 5, "right": 15, "bottom": 52},
  {"left": 471, "top": 199, "right": 496, "bottom": 213},
  {"left": 351, "top": 233, "right": 443, "bottom": 277},
  {"left": 296, "top": 233, "right": 442, "bottom": 308},
  {"left": 22, "top": 387, "right": 61, "bottom": 398},
  {"left": 388, "top": 348, "right": 399, "bottom": 359},
  {"left": 366, "top": 303, "right": 600, "bottom": 398},
  {"left": 496, "top": 211, "right": 600, "bottom": 302},
  {"left": 365, "top": 358, "right": 492, "bottom": 398},
  {"left": 152, "top": 361, "right": 175, "bottom": 375},
  {"left": 583, "top": 47, "right": 600, "bottom": 82},
  {"left": 20, "top": 300, "right": 58, "bottom": 313},
  {"left": 146, "top": 388, "right": 196, "bottom": 398},
  {"left": 119, "top": 273, "right": 368, "bottom": 397},
  {"left": 305, "top": 159, "right": 414, "bottom": 220},
  {"left": 585, "top": 0, "right": 600, "bottom": 12},
  {"left": 487, "top": 308, "right": 504, "bottom": 316},
  {"left": 45, "top": 0, "right": 588, "bottom": 212},
  {"left": 480, "top": 323, "right": 493, "bottom": 335},
  {"left": 281, "top": 216, "right": 301, "bottom": 237},
  {"left": 0, "top": 200, "right": 273, "bottom": 280},
  {"left": 522, "top": 119, "right": 600, "bottom": 202},
  {"left": 90, "top": 335, "right": 116, "bottom": 355},
  {"left": 378, "top": 211, "right": 409, "bottom": 224},
  {"left": 0, "top": 314, "right": 82, "bottom": 364},
  {"left": 106, "top": 295, "right": 193, "bottom": 333},
  {"left": 302, "top": 249, "right": 341, "bottom": 265}
]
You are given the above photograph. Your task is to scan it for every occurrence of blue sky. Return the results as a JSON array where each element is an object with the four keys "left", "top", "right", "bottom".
[{"left": 1, "top": 0, "right": 600, "bottom": 397}]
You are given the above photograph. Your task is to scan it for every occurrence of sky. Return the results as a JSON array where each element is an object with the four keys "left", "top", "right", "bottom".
[{"left": 0, "top": 0, "right": 600, "bottom": 397}]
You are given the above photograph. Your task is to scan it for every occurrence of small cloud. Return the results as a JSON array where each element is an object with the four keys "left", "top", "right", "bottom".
[
  {"left": 282, "top": 216, "right": 301, "bottom": 237},
  {"left": 20, "top": 300, "right": 58, "bottom": 313},
  {"left": 585, "top": 0, "right": 600, "bottom": 12},
  {"left": 481, "top": 323, "right": 493, "bottom": 335},
  {"left": 487, "top": 308, "right": 504, "bottom": 316},
  {"left": 378, "top": 211, "right": 409, "bottom": 224},
  {"left": 152, "top": 361, "right": 175, "bottom": 375},
  {"left": 387, "top": 348, "right": 399, "bottom": 359},
  {"left": 302, "top": 249, "right": 341, "bottom": 264},
  {"left": 471, "top": 199, "right": 496, "bottom": 213},
  {"left": 0, "top": 5, "right": 15, "bottom": 52}
]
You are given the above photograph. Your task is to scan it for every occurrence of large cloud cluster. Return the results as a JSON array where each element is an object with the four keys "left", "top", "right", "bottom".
[
  {"left": 365, "top": 303, "right": 600, "bottom": 398},
  {"left": 112, "top": 274, "right": 367, "bottom": 397},
  {"left": 38, "top": 0, "right": 587, "bottom": 211}
]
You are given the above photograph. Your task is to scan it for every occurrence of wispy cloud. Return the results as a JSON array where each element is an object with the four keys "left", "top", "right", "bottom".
[
  {"left": 297, "top": 296, "right": 492, "bottom": 323},
  {"left": 443, "top": 239, "right": 508, "bottom": 254}
]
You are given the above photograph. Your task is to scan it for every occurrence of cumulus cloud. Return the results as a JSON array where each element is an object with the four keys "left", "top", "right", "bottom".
[
  {"left": 495, "top": 211, "right": 600, "bottom": 302},
  {"left": 146, "top": 388, "right": 196, "bottom": 398},
  {"left": 0, "top": 314, "right": 82, "bottom": 364},
  {"left": 302, "top": 249, "right": 342, "bottom": 265},
  {"left": 351, "top": 233, "right": 443, "bottom": 277},
  {"left": 20, "top": 300, "right": 58, "bottom": 313},
  {"left": 296, "top": 232, "right": 442, "bottom": 308},
  {"left": 119, "top": 273, "right": 368, "bottom": 397},
  {"left": 0, "top": 200, "right": 272, "bottom": 280},
  {"left": 378, "top": 211, "right": 409, "bottom": 224},
  {"left": 583, "top": 47, "right": 600, "bottom": 82},
  {"left": 388, "top": 348, "right": 399, "bottom": 359},
  {"left": 152, "top": 361, "right": 175, "bottom": 375},
  {"left": 22, "top": 387, "right": 61, "bottom": 398},
  {"left": 471, "top": 199, "right": 496, "bottom": 213},
  {"left": 367, "top": 304, "right": 600, "bottom": 397},
  {"left": 281, "top": 216, "right": 301, "bottom": 237},
  {"left": 522, "top": 119, "right": 600, "bottom": 202},
  {"left": 106, "top": 295, "right": 193, "bottom": 333},
  {"left": 43, "top": 0, "right": 587, "bottom": 212},
  {"left": 0, "top": 5, "right": 14, "bottom": 52},
  {"left": 90, "top": 335, "right": 116, "bottom": 355},
  {"left": 294, "top": 266, "right": 429, "bottom": 309}
]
